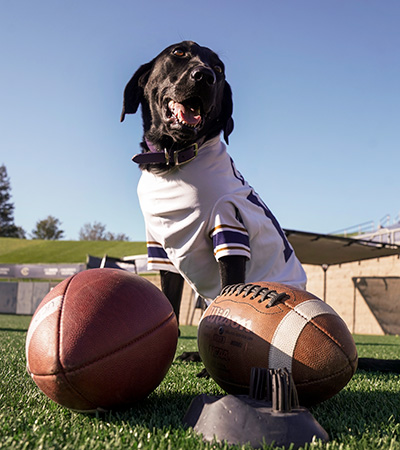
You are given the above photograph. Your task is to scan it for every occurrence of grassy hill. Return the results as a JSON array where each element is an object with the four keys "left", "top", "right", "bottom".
[{"left": 0, "top": 238, "right": 147, "bottom": 264}]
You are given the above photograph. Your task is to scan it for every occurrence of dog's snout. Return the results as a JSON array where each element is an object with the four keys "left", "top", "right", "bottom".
[{"left": 191, "top": 66, "right": 216, "bottom": 86}]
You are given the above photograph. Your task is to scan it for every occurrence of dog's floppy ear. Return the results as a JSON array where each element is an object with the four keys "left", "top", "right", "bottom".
[
  {"left": 120, "top": 60, "right": 155, "bottom": 122},
  {"left": 221, "top": 81, "right": 234, "bottom": 144}
]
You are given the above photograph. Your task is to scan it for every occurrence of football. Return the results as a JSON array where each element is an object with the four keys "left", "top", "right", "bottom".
[
  {"left": 26, "top": 268, "right": 178, "bottom": 412},
  {"left": 198, "top": 282, "right": 358, "bottom": 406}
]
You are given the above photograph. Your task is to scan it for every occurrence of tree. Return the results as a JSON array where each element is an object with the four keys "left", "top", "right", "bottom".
[
  {"left": 79, "top": 222, "right": 129, "bottom": 241},
  {"left": 31, "top": 215, "right": 65, "bottom": 240},
  {"left": 0, "top": 164, "right": 25, "bottom": 238},
  {"left": 105, "top": 231, "right": 130, "bottom": 241},
  {"left": 14, "top": 226, "right": 26, "bottom": 239},
  {"left": 79, "top": 221, "right": 107, "bottom": 241}
]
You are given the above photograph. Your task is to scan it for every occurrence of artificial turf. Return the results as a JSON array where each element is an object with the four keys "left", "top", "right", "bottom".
[{"left": 1, "top": 314, "right": 400, "bottom": 450}]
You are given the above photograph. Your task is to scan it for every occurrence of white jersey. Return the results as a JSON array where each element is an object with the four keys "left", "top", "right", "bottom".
[{"left": 137, "top": 136, "right": 307, "bottom": 302}]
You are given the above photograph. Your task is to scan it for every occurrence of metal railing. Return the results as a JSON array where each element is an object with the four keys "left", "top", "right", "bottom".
[
  {"left": 330, "top": 212, "right": 400, "bottom": 242},
  {"left": 330, "top": 220, "right": 375, "bottom": 237},
  {"left": 353, "top": 226, "right": 400, "bottom": 245}
]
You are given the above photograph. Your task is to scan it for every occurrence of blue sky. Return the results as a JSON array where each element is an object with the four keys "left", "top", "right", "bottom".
[{"left": 1, "top": 0, "right": 399, "bottom": 241}]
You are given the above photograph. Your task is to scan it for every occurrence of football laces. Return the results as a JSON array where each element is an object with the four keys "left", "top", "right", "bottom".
[{"left": 220, "top": 283, "right": 290, "bottom": 307}]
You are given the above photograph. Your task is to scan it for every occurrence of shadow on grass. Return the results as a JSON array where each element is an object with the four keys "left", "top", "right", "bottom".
[
  {"left": 91, "top": 391, "right": 197, "bottom": 430},
  {"left": 0, "top": 327, "right": 27, "bottom": 333},
  {"left": 85, "top": 386, "right": 400, "bottom": 443},
  {"left": 311, "top": 385, "right": 400, "bottom": 438}
]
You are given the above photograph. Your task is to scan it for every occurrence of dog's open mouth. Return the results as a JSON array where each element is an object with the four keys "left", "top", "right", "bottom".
[{"left": 166, "top": 98, "right": 203, "bottom": 129}]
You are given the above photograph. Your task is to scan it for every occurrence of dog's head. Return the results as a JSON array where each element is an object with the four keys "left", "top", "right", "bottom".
[{"left": 121, "top": 41, "right": 234, "bottom": 169}]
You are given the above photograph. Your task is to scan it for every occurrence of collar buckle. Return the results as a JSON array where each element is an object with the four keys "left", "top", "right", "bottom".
[
  {"left": 173, "top": 143, "right": 198, "bottom": 166},
  {"left": 164, "top": 148, "right": 170, "bottom": 165}
]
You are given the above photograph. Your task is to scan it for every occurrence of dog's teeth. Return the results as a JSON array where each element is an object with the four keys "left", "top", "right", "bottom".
[{"left": 167, "top": 99, "right": 201, "bottom": 129}]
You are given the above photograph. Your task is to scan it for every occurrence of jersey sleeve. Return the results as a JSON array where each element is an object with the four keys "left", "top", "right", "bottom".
[
  {"left": 146, "top": 229, "right": 179, "bottom": 273},
  {"left": 210, "top": 201, "right": 251, "bottom": 261}
]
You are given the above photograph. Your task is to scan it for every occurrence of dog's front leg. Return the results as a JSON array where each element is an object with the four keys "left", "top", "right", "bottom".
[
  {"left": 160, "top": 270, "right": 184, "bottom": 326},
  {"left": 178, "top": 255, "right": 247, "bottom": 374},
  {"left": 161, "top": 256, "right": 246, "bottom": 326},
  {"left": 218, "top": 255, "right": 247, "bottom": 288}
]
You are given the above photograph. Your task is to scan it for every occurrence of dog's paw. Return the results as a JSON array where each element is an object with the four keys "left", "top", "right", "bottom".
[
  {"left": 176, "top": 351, "right": 202, "bottom": 362},
  {"left": 196, "top": 368, "right": 210, "bottom": 378}
]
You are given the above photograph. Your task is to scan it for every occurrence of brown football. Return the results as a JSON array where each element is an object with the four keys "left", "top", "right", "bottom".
[
  {"left": 26, "top": 268, "right": 178, "bottom": 412},
  {"left": 198, "top": 282, "right": 358, "bottom": 406}
]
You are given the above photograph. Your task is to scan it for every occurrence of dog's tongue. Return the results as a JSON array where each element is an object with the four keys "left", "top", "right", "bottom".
[{"left": 169, "top": 100, "right": 201, "bottom": 126}]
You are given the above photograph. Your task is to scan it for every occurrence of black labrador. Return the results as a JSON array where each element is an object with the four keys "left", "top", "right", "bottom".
[
  {"left": 121, "top": 41, "right": 400, "bottom": 374},
  {"left": 121, "top": 41, "right": 245, "bottom": 318}
]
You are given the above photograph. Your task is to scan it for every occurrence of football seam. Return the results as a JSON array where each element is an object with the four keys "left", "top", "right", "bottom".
[
  {"left": 294, "top": 360, "right": 357, "bottom": 387},
  {"left": 288, "top": 306, "right": 349, "bottom": 359},
  {"left": 32, "top": 371, "right": 98, "bottom": 410},
  {"left": 56, "top": 274, "right": 75, "bottom": 374},
  {"left": 288, "top": 305, "right": 357, "bottom": 370},
  {"left": 51, "top": 311, "right": 177, "bottom": 376}
]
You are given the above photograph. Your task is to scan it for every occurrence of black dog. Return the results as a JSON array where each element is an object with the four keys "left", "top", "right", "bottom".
[
  {"left": 121, "top": 40, "right": 306, "bottom": 311},
  {"left": 121, "top": 41, "right": 239, "bottom": 320},
  {"left": 121, "top": 41, "right": 400, "bottom": 374}
]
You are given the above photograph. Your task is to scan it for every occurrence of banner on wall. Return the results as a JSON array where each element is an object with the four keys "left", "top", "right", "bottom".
[{"left": 0, "top": 264, "right": 85, "bottom": 279}]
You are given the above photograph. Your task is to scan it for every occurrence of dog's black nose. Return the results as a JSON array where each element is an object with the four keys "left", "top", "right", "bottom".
[{"left": 191, "top": 66, "right": 216, "bottom": 86}]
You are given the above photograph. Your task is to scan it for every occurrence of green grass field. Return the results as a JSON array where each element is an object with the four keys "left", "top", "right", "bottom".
[
  {"left": 0, "top": 238, "right": 147, "bottom": 264},
  {"left": 1, "top": 314, "right": 400, "bottom": 450}
]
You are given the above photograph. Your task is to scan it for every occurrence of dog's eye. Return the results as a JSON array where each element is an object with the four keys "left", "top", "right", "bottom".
[
  {"left": 173, "top": 48, "right": 186, "bottom": 57},
  {"left": 214, "top": 65, "right": 223, "bottom": 74}
]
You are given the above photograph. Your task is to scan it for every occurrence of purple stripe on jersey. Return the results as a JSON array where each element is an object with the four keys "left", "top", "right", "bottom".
[
  {"left": 147, "top": 246, "right": 169, "bottom": 259},
  {"left": 247, "top": 191, "right": 293, "bottom": 262},
  {"left": 213, "top": 230, "right": 250, "bottom": 250}
]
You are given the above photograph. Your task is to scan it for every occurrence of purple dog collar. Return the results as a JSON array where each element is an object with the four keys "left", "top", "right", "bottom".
[{"left": 132, "top": 139, "right": 202, "bottom": 166}]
